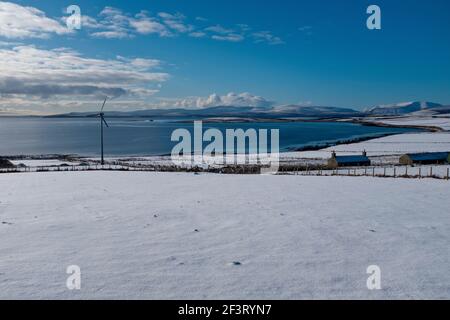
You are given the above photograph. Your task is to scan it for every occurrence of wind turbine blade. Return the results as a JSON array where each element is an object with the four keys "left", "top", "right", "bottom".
[
  {"left": 101, "top": 116, "right": 109, "bottom": 128},
  {"left": 100, "top": 97, "right": 107, "bottom": 112}
]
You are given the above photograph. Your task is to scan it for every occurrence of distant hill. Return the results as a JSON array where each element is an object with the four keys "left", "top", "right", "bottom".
[
  {"left": 48, "top": 105, "right": 363, "bottom": 119},
  {"left": 45, "top": 101, "right": 449, "bottom": 119},
  {"left": 365, "top": 101, "right": 443, "bottom": 116},
  {"left": 411, "top": 105, "right": 450, "bottom": 116},
  {"left": 270, "top": 105, "right": 361, "bottom": 117}
]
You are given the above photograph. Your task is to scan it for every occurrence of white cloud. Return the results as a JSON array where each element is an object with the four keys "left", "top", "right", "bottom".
[
  {"left": 204, "top": 24, "right": 283, "bottom": 44},
  {"left": 0, "top": 45, "right": 169, "bottom": 112},
  {"left": 189, "top": 31, "right": 206, "bottom": 38},
  {"left": 0, "top": 45, "right": 168, "bottom": 86},
  {"left": 252, "top": 31, "right": 284, "bottom": 45},
  {"left": 122, "top": 57, "right": 162, "bottom": 69},
  {"left": 80, "top": 7, "right": 171, "bottom": 38},
  {"left": 91, "top": 30, "right": 131, "bottom": 39},
  {"left": 0, "top": 2, "right": 283, "bottom": 45},
  {"left": 80, "top": 15, "right": 102, "bottom": 29},
  {"left": 0, "top": 1, "right": 70, "bottom": 39},
  {"left": 211, "top": 34, "right": 245, "bottom": 42},
  {"left": 130, "top": 12, "right": 171, "bottom": 36},
  {"left": 169, "top": 92, "right": 274, "bottom": 109},
  {"left": 205, "top": 25, "right": 234, "bottom": 34},
  {"left": 158, "top": 12, "right": 193, "bottom": 33},
  {"left": 204, "top": 25, "right": 245, "bottom": 42}
]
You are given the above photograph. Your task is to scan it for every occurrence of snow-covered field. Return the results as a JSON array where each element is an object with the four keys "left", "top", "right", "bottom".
[
  {"left": 369, "top": 116, "right": 450, "bottom": 131},
  {"left": 0, "top": 171, "right": 449, "bottom": 299},
  {"left": 295, "top": 132, "right": 450, "bottom": 159}
]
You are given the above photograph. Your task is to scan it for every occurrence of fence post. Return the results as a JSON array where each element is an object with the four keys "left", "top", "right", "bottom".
[
  {"left": 372, "top": 167, "right": 375, "bottom": 177},
  {"left": 430, "top": 167, "right": 433, "bottom": 177},
  {"left": 405, "top": 166, "right": 408, "bottom": 177},
  {"left": 383, "top": 167, "right": 386, "bottom": 177},
  {"left": 419, "top": 167, "right": 421, "bottom": 178},
  {"left": 393, "top": 167, "right": 396, "bottom": 178},
  {"left": 447, "top": 168, "right": 449, "bottom": 180}
]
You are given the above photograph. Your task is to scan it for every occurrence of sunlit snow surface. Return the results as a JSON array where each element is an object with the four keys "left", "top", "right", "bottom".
[{"left": 0, "top": 171, "right": 449, "bottom": 299}]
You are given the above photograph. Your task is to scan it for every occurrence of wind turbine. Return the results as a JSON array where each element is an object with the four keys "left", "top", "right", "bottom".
[{"left": 98, "top": 97, "right": 109, "bottom": 165}]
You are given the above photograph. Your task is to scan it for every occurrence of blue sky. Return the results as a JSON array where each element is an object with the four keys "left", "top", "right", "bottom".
[{"left": 1, "top": 0, "right": 450, "bottom": 114}]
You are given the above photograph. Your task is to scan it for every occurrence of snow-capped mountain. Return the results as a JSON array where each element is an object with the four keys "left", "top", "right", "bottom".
[
  {"left": 411, "top": 105, "right": 450, "bottom": 116},
  {"left": 270, "top": 105, "right": 361, "bottom": 117},
  {"left": 366, "top": 101, "right": 443, "bottom": 116}
]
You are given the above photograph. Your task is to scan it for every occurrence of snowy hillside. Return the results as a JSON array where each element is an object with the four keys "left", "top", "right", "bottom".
[
  {"left": 0, "top": 171, "right": 449, "bottom": 299},
  {"left": 269, "top": 105, "right": 361, "bottom": 117},
  {"left": 370, "top": 116, "right": 450, "bottom": 131},
  {"left": 411, "top": 106, "right": 450, "bottom": 116},
  {"left": 366, "top": 101, "right": 443, "bottom": 116}
]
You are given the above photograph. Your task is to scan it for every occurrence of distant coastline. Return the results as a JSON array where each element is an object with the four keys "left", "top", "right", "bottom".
[{"left": 349, "top": 119, "right": 444, "bottom": 133}]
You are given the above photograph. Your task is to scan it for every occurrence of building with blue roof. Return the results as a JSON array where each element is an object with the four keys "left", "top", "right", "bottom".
[
  {"left": 327, "top": 151, "right": 371, "bottom": 169},
  {"left": 399, "top": 152, "right": 450, "bottom": 165}
]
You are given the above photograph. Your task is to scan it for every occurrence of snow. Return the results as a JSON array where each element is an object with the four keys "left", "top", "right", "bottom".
[
  {"left": 289, "top": 164, "right": 450, "bottom": 179},
  {"left": 370, "top": 116, "right": 450, "bottom": 131},
  {"left": 0, "top": 171, "right": 449, "bottom": 299},
  {"left": 295, "top": 132, "right": 450, "bottom": 159},
  {"left": 365, "top": 102, "right": 444, "bottom": 116},
  {"left": 10, "top": 159, "right": 81, "bottom": 167}
]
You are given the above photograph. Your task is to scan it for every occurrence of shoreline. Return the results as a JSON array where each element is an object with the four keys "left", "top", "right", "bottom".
[
  {"left": 349, "top": 118, "right": 444, "bottom": 133},
  {"left": 290, "top": 132, "right": 403, "bottom": 152},
  {"left": 292, "top": 119, "right": 441, "bottom": 152}
]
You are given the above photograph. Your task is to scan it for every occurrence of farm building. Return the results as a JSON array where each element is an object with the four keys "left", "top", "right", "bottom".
[
  {"left": 327, "top": 151, "right": 371, "bottom": 169},
  {"left": 399, "top": 152, "right": 450, "bottom": 165},
  {"left": 0, "top": 158, "right": 14, "bottom": 168}
]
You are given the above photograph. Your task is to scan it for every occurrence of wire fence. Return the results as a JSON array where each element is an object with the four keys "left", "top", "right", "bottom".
[
  {"left": 0, "top": 164, "right": 156, "bottom": 174},
  {"left": 278, "top": 165, "right": 450, "bottom": 180},
  {"left": 1, "top": 163, "right": 449, "bottom": 180}
]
